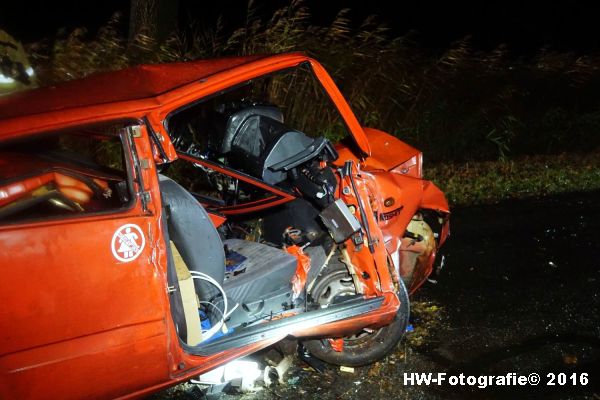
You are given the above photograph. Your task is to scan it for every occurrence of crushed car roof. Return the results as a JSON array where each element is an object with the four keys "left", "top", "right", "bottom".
[{"left": 0, "top": 52, "right": 372, "bottom": 156}]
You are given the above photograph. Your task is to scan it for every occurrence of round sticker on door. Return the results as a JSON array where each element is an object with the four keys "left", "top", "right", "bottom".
[{"left": 111, "top": 224, "right": 145, "bottom": 262}]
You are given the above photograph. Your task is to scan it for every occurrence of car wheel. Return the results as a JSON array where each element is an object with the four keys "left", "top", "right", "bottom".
[{"left": 303, "top": 261, "right": 410, "bottom": 367}]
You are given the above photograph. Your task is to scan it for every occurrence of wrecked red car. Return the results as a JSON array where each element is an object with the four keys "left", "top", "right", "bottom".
[{"left": 0, "top": 53, "right": 449, "bottom": 399}]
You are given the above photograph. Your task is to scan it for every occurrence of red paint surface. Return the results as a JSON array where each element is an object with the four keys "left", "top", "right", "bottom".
[{"left": 0, "top": 53, "right": 448, "bottom": 398}]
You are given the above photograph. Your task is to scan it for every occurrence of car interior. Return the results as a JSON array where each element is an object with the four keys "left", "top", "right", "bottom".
[
  {"left": 0, "top": 128, "right": 132, "bottom": 223},
  {"left": 162, "top": 97, "right": 343, "bottom": 346},
  {"left": 162, "top": 86, "right": 349, "bottom": 347}
]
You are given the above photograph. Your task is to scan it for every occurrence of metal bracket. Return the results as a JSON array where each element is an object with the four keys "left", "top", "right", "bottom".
[
  {"left": 297, "top": 343, "right": 326, "bottom": 374},
  {"left": 140, "top": 159, "right": 151, "bottom": 169},
  {"left": 140, "top": 191, "right": 152, "bottom": 204},
  {"left": 128, "top": 125, "right": 143, "bottom": 138}
]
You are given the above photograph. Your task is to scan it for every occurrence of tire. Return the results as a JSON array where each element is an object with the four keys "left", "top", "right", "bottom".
[{"left": 303, "top": 262, "right": 410, "bottom": 367}]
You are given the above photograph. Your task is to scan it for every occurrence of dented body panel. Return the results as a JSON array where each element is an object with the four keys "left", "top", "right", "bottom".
[{"left": 0, "top": 53, "right": 449, "bottom": 399}]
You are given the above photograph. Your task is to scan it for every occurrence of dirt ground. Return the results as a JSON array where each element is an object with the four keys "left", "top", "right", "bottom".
[{"left": 154, "top": 191, "right": 600, "bottom": 400}]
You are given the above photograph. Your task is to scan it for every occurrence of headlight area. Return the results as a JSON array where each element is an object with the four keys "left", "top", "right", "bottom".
[
  {"left": 400, "top": 209, "right": 449, "bottom": 291},
  {"left": 417, "top": 209, "right": 450, "bottom": 248}
]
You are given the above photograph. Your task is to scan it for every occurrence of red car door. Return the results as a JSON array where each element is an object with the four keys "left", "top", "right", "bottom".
[{"left": 0, "top": 122, "right": 170, "bottom": 399}]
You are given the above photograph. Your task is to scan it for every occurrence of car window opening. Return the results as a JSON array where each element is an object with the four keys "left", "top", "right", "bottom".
[{"left": 0, "top": 123, "right": 134, "bottom": 224}]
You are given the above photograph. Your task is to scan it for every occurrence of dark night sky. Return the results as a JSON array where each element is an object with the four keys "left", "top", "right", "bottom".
[{"left": 1, "top": 0, "right": 599, "bottom": 54}]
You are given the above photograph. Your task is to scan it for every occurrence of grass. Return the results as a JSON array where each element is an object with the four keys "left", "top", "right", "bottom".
[{"left": 427, "top": 151, "right": 600, "bottom": 206}]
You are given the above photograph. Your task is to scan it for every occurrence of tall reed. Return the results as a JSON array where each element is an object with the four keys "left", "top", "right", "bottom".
[{"left": 25, "top": 1, "right": 600, "bottom": 162}]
